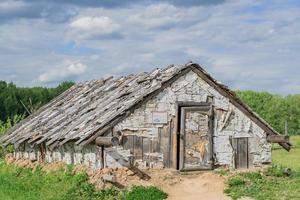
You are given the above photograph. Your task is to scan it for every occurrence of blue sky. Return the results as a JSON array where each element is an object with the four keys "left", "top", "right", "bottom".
[{"left": 0, "top": 0, "right": 299, "bottom": 95}]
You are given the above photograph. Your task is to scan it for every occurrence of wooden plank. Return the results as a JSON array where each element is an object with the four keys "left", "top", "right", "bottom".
[
  {"left": 232, "top": 138, "right": 238, "bottom": 169},
  {"left": 208, "top": 105, "right": 214, "bottom": 167},
  {"left": 123, "top": 135, "right": 134, "bottom": 153},
  {"left": 172, "top": 108, "right": 178, "bottom": 169},
  {"left": 158, "top": 128, "right": 161, "bottom": 152},
  {"left": 122, "top": 135, "right": 134, "bottom": 166},
  {"left": 133, "top": 136, "right": 143, "bottom": 160},
  {"left": 160, "top": 123, "right": 171, "bottom": 168},
  {"left": 267, "top": 135, "right": 289, "bottom": 143},
  {"left": 235, "top": 138, "right": 248, "bottom": 169},
  {"left": 142, "top": 137, "right": 150, "bottom": 163},
  {"left": 168, "top": 119, "right": 173, "bottom": 168},
  {"left": 151, "top": 137, "right": 159, "bottom": 153},
  {"left": 179, "top": 108, "right": 185, "bottom": 170}
]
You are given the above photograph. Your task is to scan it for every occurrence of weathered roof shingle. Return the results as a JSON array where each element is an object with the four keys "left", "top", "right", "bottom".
[{"left": 0, "top": 63, "right": 291, "bottom": 150}]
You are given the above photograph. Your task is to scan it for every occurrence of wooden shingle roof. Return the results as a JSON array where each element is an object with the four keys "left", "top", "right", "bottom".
[{"left": 0, "top": 63, "right": 291, "bottom": 150}]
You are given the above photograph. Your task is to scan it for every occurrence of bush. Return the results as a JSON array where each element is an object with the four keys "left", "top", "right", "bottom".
[
  {"left": 0, "top": 115, "right": 23, "bottom": 159},
  {"left": 265, "top": 164, "right": 289, "bottom": 177},
  {"left": 123, "top": 186, "right": 168, "bottom": 200},
  {"left": 228, "top": 177, "right": 245, "bottom": 187}
]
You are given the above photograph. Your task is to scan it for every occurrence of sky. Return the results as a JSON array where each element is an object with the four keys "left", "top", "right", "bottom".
[{"left": 0, "top": 0, "right": 299, "bottom": 95}]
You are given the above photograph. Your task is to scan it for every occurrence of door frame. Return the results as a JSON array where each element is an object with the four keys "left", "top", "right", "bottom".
[{"left": 176, "top": 102, "right": 214, "bottom": 171}]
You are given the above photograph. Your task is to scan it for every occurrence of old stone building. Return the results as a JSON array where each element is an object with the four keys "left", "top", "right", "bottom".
[{"left": 0, "top": 63, "right": 290, "bottom": 170}]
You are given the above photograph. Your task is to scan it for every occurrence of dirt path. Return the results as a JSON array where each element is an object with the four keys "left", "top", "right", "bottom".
[{"left": 163, "top": 172, "right": 231, "bottom": 200}]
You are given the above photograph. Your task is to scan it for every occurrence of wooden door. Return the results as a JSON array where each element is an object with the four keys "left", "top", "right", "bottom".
[
  {"left": 233, "top": 138, "right": 249, "bottom": 169},
  {"left": 179, "top": 106, "right": 213, "bottom": 170}
]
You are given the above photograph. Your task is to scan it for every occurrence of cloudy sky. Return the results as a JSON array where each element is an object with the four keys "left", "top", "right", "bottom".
[{"left": 0, "top": 0, "right": 299, "bottom": 95}]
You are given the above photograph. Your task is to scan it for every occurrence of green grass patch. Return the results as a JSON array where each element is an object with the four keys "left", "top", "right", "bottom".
[
  {"left": 122, "top": 186, "right": 168, "bottom": 200},
  {"left": 225, "top": 136, "right": 300, "bottom": 200},
  {"left": 224, "top": 165, "right": 300, "bottom": 200},
  {"left": 0, "top": 162, "right": 167, "bottom": 200},
  {"left": 290, "top": 135, "right": 300, "bottom": 148},
  {"left": 272, "top": 135, "right": 300, "bottom": 170},
  {"left": 224, "top": 168, "right": 300, "bottom": 200}
]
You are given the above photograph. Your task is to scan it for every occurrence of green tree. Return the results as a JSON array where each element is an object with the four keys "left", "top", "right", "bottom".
[
  {"left": 236, "top": 91, "right": 300, "bottom": 135},
  {"left": 0, "top": 81, "right": 74, "bottom": 122}
]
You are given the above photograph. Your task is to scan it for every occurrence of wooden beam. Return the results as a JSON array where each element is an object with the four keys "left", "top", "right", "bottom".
[
  {"left": 267, "top": 135, "right": 289, "bottom": 143},
  {"left": 95, "top": 136, "right": 119, "bottom": 147}
]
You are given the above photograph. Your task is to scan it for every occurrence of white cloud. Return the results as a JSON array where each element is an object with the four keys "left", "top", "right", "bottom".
[
  {"left": 0, "top": 0, "right": 26, "bottom": 12},
  {"left": 38, "top": 62, "right": 87, "bottom": 83},
  {"left": 68, "top": 16, "right": 120, "bottom": 40},
  {"left": 128, "top": 4, "right": 179, "bottom": 29},
  {"left": 0, "top": 0, "right": 299, "bottom": 94}
]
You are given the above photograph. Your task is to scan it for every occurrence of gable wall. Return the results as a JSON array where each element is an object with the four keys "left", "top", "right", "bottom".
[{"left": 111, "top": 70, "right": 271, "bottom": 168}]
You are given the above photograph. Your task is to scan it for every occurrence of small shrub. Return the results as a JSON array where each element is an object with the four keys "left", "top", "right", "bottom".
[
  {"left": 95, "top": 187, "right": 120, "bottom": 200},
  {"left": 265, "top": 164, "right": 288, "bottom": 177},
  {"left": 63, "top": 173, "right": 97, "bottom": 200},
  {"left": 291, "top": 169, "right": 300, "bottom": 178},
  {"left": 123, "top": 186, "right": 168, "bottom": 200},
  {"left": 228, "top": 177, "right": 245, "bottom": 187},
  {"left": 242, "top": 172, "right": 262, "bottom": 180},
  {"left": 0, "top": 115, "right": 23, "bottom": 159}
]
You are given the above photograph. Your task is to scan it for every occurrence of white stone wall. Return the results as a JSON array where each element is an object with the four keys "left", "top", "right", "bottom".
[{"left": 14, "top": 142, "right": 103, "bottom": 169}]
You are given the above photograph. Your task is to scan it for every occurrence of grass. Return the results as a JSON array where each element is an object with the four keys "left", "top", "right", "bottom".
[
  {"left": 1, "top": 137, "right": 299, "bottom": 200},
  {"left": 225, "top": 136, "right": 300, "bottom": 200},
  {"left": 123, "top": 186, "right": 168, "bottom": 200},
  {"left": 272, "top": 136, "right": 300, "bottom": 170},
  {"left": 224, "top": 169, "right": 300, "bottom": 200},
  {"left": 0, "top": 160, "right": 167, "bottom": 200}
]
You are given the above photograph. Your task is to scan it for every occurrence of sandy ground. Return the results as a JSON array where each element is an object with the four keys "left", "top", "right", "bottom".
[{"left": 164, "top": 172, "right": 231, "bottom": 200}]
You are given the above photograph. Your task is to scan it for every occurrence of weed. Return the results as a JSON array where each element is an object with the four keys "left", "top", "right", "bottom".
[
  {"left": 122, "top": 186, "right": 168, "bottom": 200},
  {"left": 228, "top": 177, "right": 245, "bottom": 187},
  {"left": 225, "top": 165, "right": 300, "bottom": 200},
  {"left": 0, "top": 162, "right": 167, "bottom": 200},
  {"left": 265, "top": 164, "right": 288, "bottom": 177}
]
